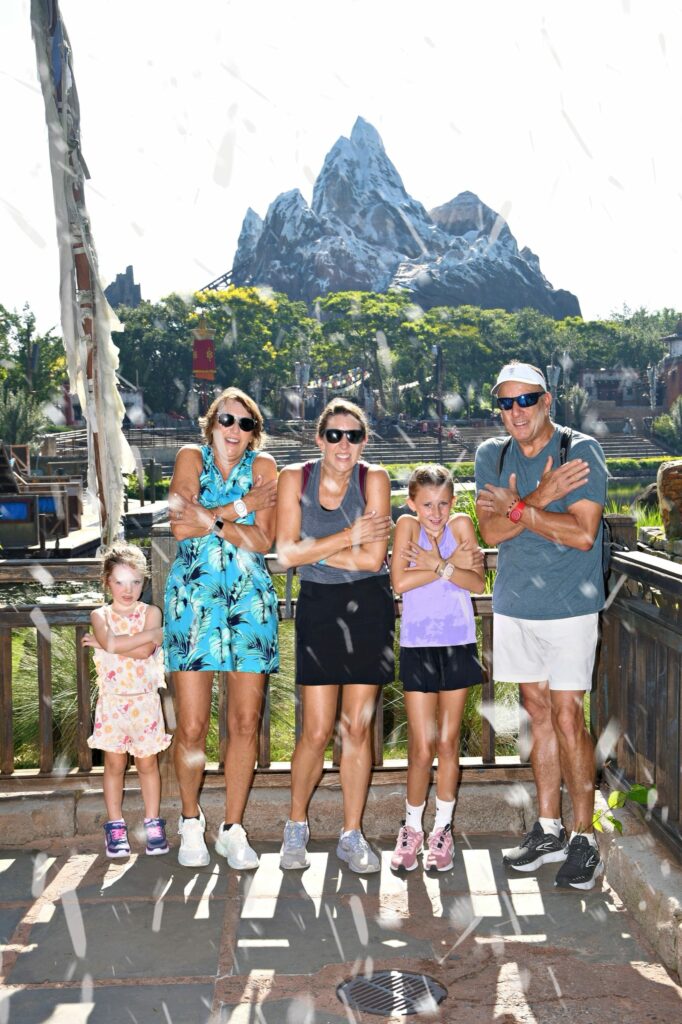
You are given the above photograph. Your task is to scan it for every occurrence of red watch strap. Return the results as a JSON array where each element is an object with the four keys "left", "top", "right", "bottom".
[{"left": 507, "top": 499, "right": 526, "bottom": 520}]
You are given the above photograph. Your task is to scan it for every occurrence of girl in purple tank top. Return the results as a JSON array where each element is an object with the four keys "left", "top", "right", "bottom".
[{"left": 390, "top": 465, "right": 485, "bottom": 872}]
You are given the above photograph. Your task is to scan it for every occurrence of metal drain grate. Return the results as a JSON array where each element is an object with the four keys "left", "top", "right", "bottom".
[{"left": 337, "top": 970, "right": 447, "bottom": 1016}]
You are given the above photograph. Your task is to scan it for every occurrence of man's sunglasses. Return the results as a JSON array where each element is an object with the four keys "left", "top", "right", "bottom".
[
  {"left": 496, "top": 391, "right": 545, "bottom": 411},
  {"left": 323, "top": 428, "right": 365, "bottom": 444},
  {"left": 217, "top": 412, "right": 256, "bottom": 431}
]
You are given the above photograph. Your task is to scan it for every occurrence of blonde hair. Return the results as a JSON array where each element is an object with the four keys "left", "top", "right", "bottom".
[
  {"left": 101, "top": 542, "right": 148, "bottom": 589},
  {"left": 407, "top": 463, "right": 454, "bottom": 499},
  {"left": 200, "top": 386, "right": 265, "bottom": 449},
  {"left": 317, "top": 398, "right": 368, "bottom": 438}
]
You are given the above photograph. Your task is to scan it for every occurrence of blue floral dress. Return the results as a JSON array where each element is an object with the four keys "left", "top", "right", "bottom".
[{"left": 163, "top": 446, "right": 279, "bottom": 673}]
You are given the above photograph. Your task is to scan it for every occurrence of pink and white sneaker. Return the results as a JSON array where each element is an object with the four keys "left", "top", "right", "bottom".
[
  {"left": 390, "top": 823, "right": 424, "bottom": 871},
  {"left": 424, "top": 824, "right": 455, "bottom": 872}
]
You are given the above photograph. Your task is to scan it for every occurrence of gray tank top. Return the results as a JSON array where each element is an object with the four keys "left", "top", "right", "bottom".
[{"left": 298, "top": 459, "right": 388, "bottom": 584}]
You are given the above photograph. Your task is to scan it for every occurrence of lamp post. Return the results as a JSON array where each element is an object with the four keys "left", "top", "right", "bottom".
[
  {"left": 432, "top": 343, "right": 443, "bottom": 463},
  {"left": 294, "top": 359, "right": 311, "bottom": 420},
  {"left": 546, "top": 360, "right": 561, "bottom": 421}
]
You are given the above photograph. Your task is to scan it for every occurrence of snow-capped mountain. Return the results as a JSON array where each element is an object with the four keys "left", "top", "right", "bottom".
[{"left": 230, "top": 117, "right": 580, "bottom": 318}]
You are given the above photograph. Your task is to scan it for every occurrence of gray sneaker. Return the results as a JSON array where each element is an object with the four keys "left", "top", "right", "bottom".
[
  {"left": 336, "top": 829, "right": 380, "bottom": 874},
  {"left": 279, "top": 819, "right": 310, "bottom": 870}
]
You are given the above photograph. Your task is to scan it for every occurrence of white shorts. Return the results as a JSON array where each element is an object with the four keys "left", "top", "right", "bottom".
[{"left": 493, "top": 612, "right": 599, "bottom": 692}]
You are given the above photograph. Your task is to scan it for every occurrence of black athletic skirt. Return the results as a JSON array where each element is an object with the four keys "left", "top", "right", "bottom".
[{"left": 295, "top": 575, "right": 396, "bottom": 686}]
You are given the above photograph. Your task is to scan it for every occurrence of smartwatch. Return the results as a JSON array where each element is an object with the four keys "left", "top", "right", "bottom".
[
  {"left": 233, "top": 498, "right": 248, "bottom": 518},
  {"left": 508, "top": 499, "right": 526, "bottom": 524},
  {"left": 441, "top": 562, "right": 455, "bottom": 580},
  {"left": 212, "top": 516, "right": 225, "bottom": 536}
]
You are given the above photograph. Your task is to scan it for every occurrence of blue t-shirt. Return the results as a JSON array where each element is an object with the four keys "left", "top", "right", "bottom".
[{"left": 474, "top": 427, "right": 608, "bottom": 620}]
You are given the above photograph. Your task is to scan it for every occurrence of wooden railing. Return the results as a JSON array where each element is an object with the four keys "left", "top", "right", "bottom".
[
  {"left": 4, "top": 529, "right": 680, "bottom": 860},
  {"left": 0, "top": 553, "right": 501, "bottom": 780},
  {"left": 594, "top": 549, "right": 682, "bottom": 857}
]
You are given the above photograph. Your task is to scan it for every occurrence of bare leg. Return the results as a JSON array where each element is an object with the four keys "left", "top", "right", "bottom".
[
  {"left": 339, "top": 685, "right": 379, "bottom": 832},
  {"left": 550, "top": 690, "right": 596, "bottom": 832},
  {"left": 520, "top": 681, "right": 562, "bottom": 819},
  {"left": 172, "top": 671, "right": 213, "bottom": 818},
  {"left": 224, "top": 672, "right": 266, "bottom": 823},
  {"left": 404, "top": 692, "right": 437, "bottom": 806},
  {"left": 289, "top": 686, "right": 339, "bottom": 822},
  {"left": 103, "top": 751, "right": 128, "bottom": 821},
  {"left": 434, "top": 689, "right": 470, "bottom": 801},
  {"left": 135, "top": 754, "right": 161, "bottom": 819}
]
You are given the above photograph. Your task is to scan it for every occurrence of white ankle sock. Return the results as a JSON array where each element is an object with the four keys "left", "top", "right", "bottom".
[
  {"left": 434, "top": 798, "right": 456, "bottom": 831},
  {"left": 571, "top": 830, "right": 598, "bottom": 848},
  {"left": 538, "top": 816, "right": 562, "bottom": 838},
  {"left": 405, "top": 801, "right": 425, "bottom": 831}
]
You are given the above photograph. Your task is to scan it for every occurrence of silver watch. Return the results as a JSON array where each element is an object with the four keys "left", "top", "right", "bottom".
[{"left": 233, "top": 498, "right": 248, "bottom": 518}]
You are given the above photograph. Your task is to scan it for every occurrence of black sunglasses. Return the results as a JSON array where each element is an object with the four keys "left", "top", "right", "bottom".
[
  {"left": 323, "top": 428, "right": 365, "bottom": 444},
  {"left": 496, "top": 391, "right": 545, "bottom": 411},
  {"left": 217, "top": 412, "right": 256, "bottom": 431}
]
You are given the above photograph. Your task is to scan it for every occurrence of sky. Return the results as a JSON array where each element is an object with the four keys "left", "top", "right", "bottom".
[{"left": 1, "top": 0, "right": 682, "bottom": 335}]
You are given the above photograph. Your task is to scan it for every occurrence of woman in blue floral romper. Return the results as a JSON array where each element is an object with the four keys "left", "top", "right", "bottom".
[{"left": 164, "top": 387, "right": 278, "bottom": 871}]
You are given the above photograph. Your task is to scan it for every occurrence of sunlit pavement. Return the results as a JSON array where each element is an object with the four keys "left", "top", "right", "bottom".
[{"left": 1, "top": 834, "right": 681, "bottom": 1023}]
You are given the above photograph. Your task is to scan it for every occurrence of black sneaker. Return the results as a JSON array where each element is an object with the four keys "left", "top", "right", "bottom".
[
  {"left": 554, "top": 835, "right": 604, "bottom": 890},
  {"left": 503, "top": 821, "right": 568, "bottom": 872}
]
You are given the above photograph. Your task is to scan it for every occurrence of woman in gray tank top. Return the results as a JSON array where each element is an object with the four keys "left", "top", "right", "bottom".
[{"left": 276, "top": 399, "right": 394, "bottom": 874}]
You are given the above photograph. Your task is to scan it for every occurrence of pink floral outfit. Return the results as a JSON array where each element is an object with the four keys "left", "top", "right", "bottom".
[{"left": 87, "top": 603, "right": 172, "bottom": 758}]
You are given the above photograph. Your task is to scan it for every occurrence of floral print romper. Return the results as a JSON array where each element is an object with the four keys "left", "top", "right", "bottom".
[
  {"left": 88, "top": 603, "right": 172, "bottom": 758},
  {"left": 163, "top": 446, "right": 279, "bottom": 674}
]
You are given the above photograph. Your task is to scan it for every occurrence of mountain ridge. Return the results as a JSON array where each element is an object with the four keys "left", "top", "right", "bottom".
[{"left": 230, "top": 116, "right": 580, "bottom": 319}]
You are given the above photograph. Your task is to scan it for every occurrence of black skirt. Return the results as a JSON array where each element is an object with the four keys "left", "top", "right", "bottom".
[{"left": 295, "top": 575, "right": 396, "bottom": 686}]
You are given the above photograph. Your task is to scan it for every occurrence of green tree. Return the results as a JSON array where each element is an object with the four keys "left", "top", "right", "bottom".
[
  {"left": 0, "top": 388, "right": 49, "bottom": 447},
  {"left": 0, "top": 304, "right": 65, "bottom": 406}
]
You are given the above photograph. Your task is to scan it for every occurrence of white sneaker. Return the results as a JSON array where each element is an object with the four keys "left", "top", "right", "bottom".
[
  {"left": 215, "top": 822, "right": 259, "bottom": 870},
  {"left": 178, "top": 807, "right": 210, "bottom": 867}
]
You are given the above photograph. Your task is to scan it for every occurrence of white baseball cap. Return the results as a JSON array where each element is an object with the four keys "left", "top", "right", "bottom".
[{"left": 491, "top": 362, "right": 548, "bottom": 396}]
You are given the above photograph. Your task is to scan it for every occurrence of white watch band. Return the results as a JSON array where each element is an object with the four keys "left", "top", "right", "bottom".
[{"left": 234, "top": 498, "right": 248, "bottom": 518}]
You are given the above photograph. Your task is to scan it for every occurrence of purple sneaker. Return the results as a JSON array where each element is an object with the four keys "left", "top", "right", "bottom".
[
  {"left": 104, "top": 819, "right": 130, "bottom": 858},
  {"left": 144, "top": 817, "right": 169, "bottom": 856}
]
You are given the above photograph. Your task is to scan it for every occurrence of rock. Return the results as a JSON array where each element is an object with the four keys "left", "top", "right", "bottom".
[
  {"left": 657, "top": 459, "right": 682, "bottom": 539},
  {"left": 631, "top": 481, "right": 659, "bottom": 511},
  {"left": 231, "top": 117, "right": 581, "bottom": 318}
]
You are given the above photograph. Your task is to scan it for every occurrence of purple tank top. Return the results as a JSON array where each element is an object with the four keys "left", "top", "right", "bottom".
[{"left": 400, "top": 524, "right": 476, "bottom": 648}]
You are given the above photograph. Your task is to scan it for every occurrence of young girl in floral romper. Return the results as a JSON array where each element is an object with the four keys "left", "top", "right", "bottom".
[{"left": 83, "top": 543, "right": 172, "bottom": 858}]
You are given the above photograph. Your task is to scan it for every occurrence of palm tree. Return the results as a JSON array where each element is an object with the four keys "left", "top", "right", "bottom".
[{"left": 0, "top": 388, "right": 49, "bottom": 448}]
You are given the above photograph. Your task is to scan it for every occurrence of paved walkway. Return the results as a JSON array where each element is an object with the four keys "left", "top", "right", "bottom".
[{"left": 1, "top": 832, "right": 681, "bottom": 1024}]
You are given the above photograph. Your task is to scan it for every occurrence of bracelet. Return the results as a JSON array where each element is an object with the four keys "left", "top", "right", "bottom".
[{"left": 434, "top": 560, "right": 444, "bottom": 576}]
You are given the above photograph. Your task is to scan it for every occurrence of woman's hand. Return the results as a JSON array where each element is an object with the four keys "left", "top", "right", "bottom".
[
  {"left": 403, "top": 532, "right": 442, "bottom": 573},
  {"left": 168, "top": 492, "right": 215, "bottom": 534},
  {"left": 347, "top": 510, "right": 392, "bottom": 547},
  {"left": 244, "top": 474, "right": 277, "bottom": 513},
  {"left": 450, "top": 538, "right": 484, "bottom": 572},
  {"left": 81, "top": 633, "right": 102, "bottom": 650}
]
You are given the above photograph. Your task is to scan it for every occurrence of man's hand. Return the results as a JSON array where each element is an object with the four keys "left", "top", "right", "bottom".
[
  {"left": 526, "top": 456, "right": 590, "bottom": 510},
  {"left": 476, "top": 473, "right": 521, "bottom": 518}
]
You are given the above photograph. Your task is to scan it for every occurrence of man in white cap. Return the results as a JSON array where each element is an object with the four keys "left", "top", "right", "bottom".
[{"left": 475, "top": 360, "right": 607, "bottom": 890}]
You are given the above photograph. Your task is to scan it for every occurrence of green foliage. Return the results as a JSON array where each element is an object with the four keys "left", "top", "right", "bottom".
[
  {"left": 592, "top": 783, "right": 655, "bottom": 833},
  {"left": 0, "top": 304, "right": 66, "bottom": 406},
  {"left": 0, "top": 387, "right": 50, "bottom": 447},
  {"left": 653, "top": 396, "right": 682, "bottom": 453}
]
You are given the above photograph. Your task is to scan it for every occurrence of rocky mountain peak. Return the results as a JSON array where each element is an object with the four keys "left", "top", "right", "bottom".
[{"left": 230, "top": 119, "right": 580, "bottom": 318}]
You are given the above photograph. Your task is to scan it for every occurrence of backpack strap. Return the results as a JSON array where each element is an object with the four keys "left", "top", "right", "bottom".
[
  {"left": 301, "top": 460, "right": 315, "bottom": 494},
  {"left": 358, "top": 461, "right": 368, "bottom": 501},
  {"left": 496, "top": 437, "right": 512, "bottom": 478},
  {"left": 558, "top": 427, "right": 573, "bottom": 465}
]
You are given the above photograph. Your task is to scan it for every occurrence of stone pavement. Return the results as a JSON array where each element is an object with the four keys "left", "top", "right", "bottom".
[{"left": 1, "top": 830, "right": 681, "bottom": 1024}]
